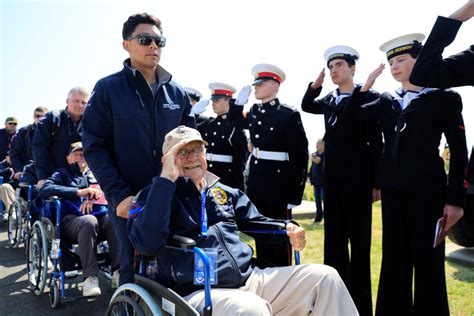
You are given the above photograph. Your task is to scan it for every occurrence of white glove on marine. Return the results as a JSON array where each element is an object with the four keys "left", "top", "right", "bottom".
[
  {"left": 190, "top": 99, "right": 210, "bottom": 116},
  {"left": 235, "top": 85, "right": 252, "bottom": 105}
]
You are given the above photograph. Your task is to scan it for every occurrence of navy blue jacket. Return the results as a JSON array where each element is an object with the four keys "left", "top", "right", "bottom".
[
  {"left": 39, "top": 163, "right": 104, "bottom": 219},
  {"left": 127, "top": 173, "right": 278, "bottom": 296},
  {"left": 32, "top": 109, "right": 82, "bottom": 181},
  {"left": 0, "top": 128, "right": 14, "bottom": 161},
  {"left": 10, "top": 123, "right": 36, "bottom": 173},
  {"left": 83, "top": 60, "right": 195, "bottom": 207}
]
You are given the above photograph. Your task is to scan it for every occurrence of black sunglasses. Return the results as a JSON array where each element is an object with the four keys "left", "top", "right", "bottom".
[
  {"left": 7, "top": 122, "right": 17, "bottom": 126},
  {"left": 128, "top": 34, "right": 166, "bottom": 48}
]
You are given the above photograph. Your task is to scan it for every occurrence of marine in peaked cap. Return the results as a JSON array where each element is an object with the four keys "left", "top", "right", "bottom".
[
  {"left": 194, "top": 82, "right": 247, "bottom": 190},
  {"left": 301, "top": 45, "right": 382, "bottom": 316},
  {"left": 228, "top": 63, "right": 309, "bottom": 267}
]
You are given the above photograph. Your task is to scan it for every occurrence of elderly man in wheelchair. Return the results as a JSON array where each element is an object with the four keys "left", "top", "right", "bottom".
[
  {"left": 39, "top": 141, "right": 119, "bottom": 297},
  {"left": 123, "top": 126, "right": 358, "bottom": 315}
]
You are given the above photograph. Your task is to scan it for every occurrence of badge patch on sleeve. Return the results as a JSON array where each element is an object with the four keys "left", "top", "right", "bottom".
[{"left": 211, "top": 188, "right": 227, "bottom": 205}]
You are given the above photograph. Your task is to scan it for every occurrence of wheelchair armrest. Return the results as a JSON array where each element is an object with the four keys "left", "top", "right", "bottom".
[
  {"left": 167, "top": 235, "right": 196, "bottom": 250},
  {"left": 45, "top": 196, "right": 60, "bottom": 202},
  {"left": 240, "top": 220, "right": 286, "bottom": 232}
]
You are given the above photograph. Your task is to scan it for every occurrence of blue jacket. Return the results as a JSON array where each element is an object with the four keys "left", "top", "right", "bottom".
[
  {"left": 39, "top": 163, "right": 106, "bottom": 219},
  {"left": 10, "top": 123, "right": 36, "bottom": 173},
  {"left": 82, "top": 59, "right": 195, "bottom": 208},
  {"left": 32, "top": 109, "right": 82, "bottom": 181},
  {"left": 127, "top": 172, "right": 280, "bottom": 296}
]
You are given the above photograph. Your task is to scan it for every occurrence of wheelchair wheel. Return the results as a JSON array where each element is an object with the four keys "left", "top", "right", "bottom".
[
  {"left": 7, "top": 202, "right": 22, "bottom": 248},
  {"left": 49, "top": 279, "right": 61, "bottom": 308},
  {"left": 27, "top": 221, "right": 49, "bottom": 295},
  {"left": 107, "top": 283, "right": 162, "bottom": 316}
]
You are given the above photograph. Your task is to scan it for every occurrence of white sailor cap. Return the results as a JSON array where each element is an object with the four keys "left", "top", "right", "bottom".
[
  {"left": 324, "top": 45, "right": 359, "bottom": 66},
  {"left": 251, "top": 63, "right": 286, "bottom": 85},
  {"left": 379, "top": 33, "right": 425, "bottom": 60},
  {"left": 184, "top": 87, "right": 202, "bottom": 102},
  {"left": 208, "top": 82, "right": 236, "bottom": 100}
]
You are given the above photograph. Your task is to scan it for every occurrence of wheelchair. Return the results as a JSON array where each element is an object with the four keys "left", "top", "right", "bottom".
[
  {"left": 26, "top": 196, "right": 112, "bottom": 308},
  {"left": 7, "top": 182, "right": 36, "bottom": 248},
  {"left": 107, "top": 220, "right": 300, "bottom": 316}
]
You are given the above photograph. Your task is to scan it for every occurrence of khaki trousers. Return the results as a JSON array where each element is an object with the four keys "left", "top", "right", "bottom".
[
  {"left": 0, "top": 183, "right": 15, "bottom": 212},
  {"left": 185, "top": 264, "right": 358, "bottom": 316}
]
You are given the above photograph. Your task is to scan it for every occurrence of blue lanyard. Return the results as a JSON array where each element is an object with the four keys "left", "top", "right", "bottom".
[{"left": 201, "top": 190, "right": 208, "bottom": 238}]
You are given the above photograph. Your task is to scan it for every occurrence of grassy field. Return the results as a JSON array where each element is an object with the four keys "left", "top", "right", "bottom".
[{"left": 244, "top": 199, "right": 474, "bottom": 315}]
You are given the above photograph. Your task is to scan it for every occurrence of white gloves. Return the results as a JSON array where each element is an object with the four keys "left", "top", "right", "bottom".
[
  {"left": 235, "top": 85, "right": 252, "bottom": 106},
  {"left": 190, "top": 99, "right": 210, "bottom": 116}
]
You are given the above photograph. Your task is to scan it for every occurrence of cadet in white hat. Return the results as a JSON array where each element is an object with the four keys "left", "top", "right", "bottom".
[
  {"left": 360, "top": 33, "right": 468, "bottom": 316},
  {"left": 192, "top": 82, "right": 248, "bottom": 190},
  {"left": 183, "top": 87, "right": 202, "bottom": 105},
  {"left": 229, "top": 63, "right": 309, "bottom": 267},
  {"left": 301, "top": 45, "right": 382, "bottom": 316}
]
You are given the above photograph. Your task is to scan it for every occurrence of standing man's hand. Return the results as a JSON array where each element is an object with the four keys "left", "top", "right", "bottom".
[
  {"left": 443, "top": 204, "right": 464, "bottom": 233},
  {"left": 310, "top": 68, "right": 325, "bottom": 90},
  {"left": 117, "top": 196, "right": 134, "bottom": 219}
]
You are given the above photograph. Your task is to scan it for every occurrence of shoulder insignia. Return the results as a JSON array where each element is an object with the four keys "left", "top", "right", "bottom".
[{"left": 211, "top": 187, "right": 227, "bottom": 205}]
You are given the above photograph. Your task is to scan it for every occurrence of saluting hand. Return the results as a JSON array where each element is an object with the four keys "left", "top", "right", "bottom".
[
  {"left": 286, "top": 223, "right": 306, "bottom": 251},
  {"left": 361, "top": 64, "right": 385, "bottom": 92},
  {"left": 310, "top": 68, "right": 325, "bottom": 90},
  {"left": 443, "top": 204, "right": 464, "bottom": 233},
  {"left": 449, "top": 0, "right": 474, "bottom": 22},
  {"left": 160, "top": 140, "right": 186, "bottom": 182}
]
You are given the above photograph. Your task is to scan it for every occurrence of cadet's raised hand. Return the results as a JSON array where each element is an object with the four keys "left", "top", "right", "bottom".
[
  {"left": 286, "top": 222, "right": 306, "bottom": 251},
  {"left": 310, "top": 68, "right": 325, "bottom": 89},
  {"left": 449, "top": 0, "right": 474, "bottom": 22},
  {"left": 361, "top": 64, "right": 385, "bottom": 92},
  {"left": 235, "top": 85, "right": 252, "bottom": 105},
  {"left": 190, "top": 99, "right": 210, "bottom": 116},
  {"left": 160, "top": 140, "right": 186, "bottom": 182}
]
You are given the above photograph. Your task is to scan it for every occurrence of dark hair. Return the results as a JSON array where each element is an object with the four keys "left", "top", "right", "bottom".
[
  {"left": 122, "top": 13, "right": 163, "bottom": 40},
  {"left": 327, "top": 55, "right": 358, "bottom": 68},
  {"left": 34, "top": 106, "right": 48, "bottom": 113}
]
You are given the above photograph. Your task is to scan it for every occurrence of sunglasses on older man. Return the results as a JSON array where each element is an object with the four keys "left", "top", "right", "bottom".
[
  {"left": 7, "top": 122, "right": 17, "bottom": 126},
  {"left": 127, "top": 34, "right": 166, "bottom": 48}
]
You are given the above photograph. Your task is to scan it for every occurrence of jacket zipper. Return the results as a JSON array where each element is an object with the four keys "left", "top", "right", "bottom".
[{"left": 212, "top": 225, "right": 241, "bottom": 285}]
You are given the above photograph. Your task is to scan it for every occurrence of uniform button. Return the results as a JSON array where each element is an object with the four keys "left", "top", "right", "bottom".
[
  {"left": 258, "top": 121, "right": 262, "bottom": 125},
  {"left": 254, "top": 160, "right": 258, "bottom": 164},
  {"left": 261, "top": 109, "right": 266, "bottom": 113},
  {"left": 255, "top": 134, "right": 260, "bottom": 138},
  {"left": 221, "top": 136, "right": 225, "bottom": 138},
  {"left": 217, "top": 122, "right": 221, "bottom": 125},
  {"left": 277, "top": 169, "right": 280, "bottom": 173},
  {"left": 213, "top": 132, "right": 217, "bottom": 135},
  {"left": 270, "top": 127, "right": 274, "bottom": 131},
  {"left": 249, "top": 123, "right": 252, "bottom": 127},
  {"left": 209, "top": 163, "right": 213, "bottom": 168},
  {"left": 205, "top": 133, "right": 208, "bottom": 136},
  {"left": 228, "top": 169, "right": 231, "bottom": 172},
  {"left": 211, "top": 142, "right": 215, "bottom": 146}
]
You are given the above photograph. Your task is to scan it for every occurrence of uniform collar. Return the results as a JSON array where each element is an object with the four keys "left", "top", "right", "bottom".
[
  {"left": 261, "top": 98, "right": 280, "bottom": 107},
  {"left": 123, "top": 58, "right": 172, "bottom": 85}
]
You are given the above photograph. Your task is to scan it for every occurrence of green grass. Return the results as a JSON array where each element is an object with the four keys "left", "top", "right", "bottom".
[{"left": 243, "top": 200, "right": 474, "bottom": 315}]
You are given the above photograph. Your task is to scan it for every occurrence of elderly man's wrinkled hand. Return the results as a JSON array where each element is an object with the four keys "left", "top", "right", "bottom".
[{"left": 286, "top": 222, "right": 306, "bottom": 251}]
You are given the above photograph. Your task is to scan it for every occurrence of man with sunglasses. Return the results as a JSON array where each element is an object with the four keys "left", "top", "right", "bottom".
[
  {"left": 0, "top": 117, "right": 18, "bottom": 162},
  {"left": 10, "top": 107, "right": 48, "bottom": 181},
  {"left": 83, "top": 13, "right": 195, "bottom": 287}
]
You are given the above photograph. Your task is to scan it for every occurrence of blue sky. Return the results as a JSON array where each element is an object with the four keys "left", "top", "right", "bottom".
[{"left": 1, "top": 0, "right": 473, "bottom": 151}]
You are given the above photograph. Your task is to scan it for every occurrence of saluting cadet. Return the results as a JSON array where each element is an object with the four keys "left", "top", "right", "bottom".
[
  {"left": 410, "top": 0, "right": 474, "bottom": 88},
  {"left": 360, "top": 34, "right": 468, "bottom": 316},
  {"left": 230, "top": 63, "right": 309, "bottom": 267},
  {"left": 301, "top": 46, "right": 382, "bottom": 316},
  {"left": 192, "top": 82, "right": 248, "bottom": 190},
  {"left": 184, "top": 87, "right": 202, "bottom": 105}
]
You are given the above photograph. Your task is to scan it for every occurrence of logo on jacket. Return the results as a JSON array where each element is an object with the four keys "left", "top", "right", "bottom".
[
  {"left": 163, "top": 103, "right": 181, "bottom": 110},
  {"left": 211, "top": 188, "right": 227, "bottom": 205}
]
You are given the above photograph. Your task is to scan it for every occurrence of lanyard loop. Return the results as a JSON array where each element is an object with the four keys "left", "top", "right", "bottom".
[{"left": 201, "top": 191, "right": 208, "bottom": 238}]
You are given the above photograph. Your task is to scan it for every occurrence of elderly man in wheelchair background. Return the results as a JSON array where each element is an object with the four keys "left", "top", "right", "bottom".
[
  {"left": 126, "top": 126, "right": 358, "bottom": 315},
  {"left": 39, "top": 142, "right": 119, "bottom": 297}
]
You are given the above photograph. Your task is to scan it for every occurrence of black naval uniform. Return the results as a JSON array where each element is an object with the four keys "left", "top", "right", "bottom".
[
  {"left": 356, "top": 88, "right": 468, "bottom": 316},
  {"left": 231, "top": 98, "right": 308, "bottom": 266},
  {"left": 410, "top": 16, "right": 474, "bottom": 88},
  {"left": 301, "top": 84, "right": 382, "bottom": 316},
  {"left": 196, "top": 111, "right": 248, "bottom": 191}
]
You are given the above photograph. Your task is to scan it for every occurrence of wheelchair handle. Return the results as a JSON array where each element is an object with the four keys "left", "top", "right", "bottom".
[{"left": 167, "top": 235, "right": 196, "bottom": 250}]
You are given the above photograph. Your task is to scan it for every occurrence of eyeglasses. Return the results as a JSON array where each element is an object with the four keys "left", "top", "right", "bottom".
[
  {"left": 177, "top": 147, "right": 204, "bottom": 159},
  {"left": 127, "top": 34, "right": 166, "bottom": 48},
  {"left": 7, "top": 122, "right": 17, "bottom": 126}
]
